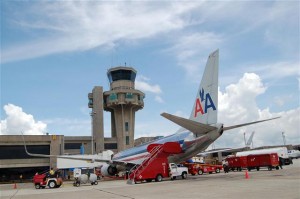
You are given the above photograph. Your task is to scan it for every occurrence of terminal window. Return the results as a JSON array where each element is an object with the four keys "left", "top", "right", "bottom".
[
  {"left": 104, "top": 143, "right": 117, "bottom": 150},
  {"left": 65, "top": 143, "right": 82, "bottom": 150}
]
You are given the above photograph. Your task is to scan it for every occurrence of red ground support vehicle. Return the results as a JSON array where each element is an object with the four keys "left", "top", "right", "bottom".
[
  {"left": 33, "top": 173, "right": 63, "bottom": 189},
  {"left": 127, "top": 142, "right": 188, "bottom": 184},
  {"left": 226, "top": 156, "right": 248, "bottom": 171},
  {"left": 183, "top": 163, "right": 223, "bottom": 175},
  {"left": 247, "top": 153, "right": 280, "bottom": 171}
]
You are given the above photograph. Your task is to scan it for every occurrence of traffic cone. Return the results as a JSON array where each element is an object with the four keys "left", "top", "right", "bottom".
[
  {"left": 13, "top": 183, "right": 17, "bottom": 189},
  {"left": 245, "top": 170, "right": 249, "bottom": 179}
]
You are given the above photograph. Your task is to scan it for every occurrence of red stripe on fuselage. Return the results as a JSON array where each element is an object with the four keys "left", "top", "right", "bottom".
[{"left": 121, "top": 153, "right": 148, "bottom": 162}]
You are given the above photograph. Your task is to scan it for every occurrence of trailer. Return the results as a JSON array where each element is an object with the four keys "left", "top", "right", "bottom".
[
  {"left": 73, "top": 168, "right": 98, "bottom": 187},
  {"left": 247, "top": 153, "right": 280, "bottom": 171},
  {"left": 226, "top": 156, "right": 247, "bottom": 171},
  {"left": 183, "top": 162, "right": 223, "bottom": 175},
  {"left": 236, "top": 147, "right": 292, "bottom": 165}
]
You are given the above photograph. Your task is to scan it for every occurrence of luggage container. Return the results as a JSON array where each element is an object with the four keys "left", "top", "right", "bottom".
[
  {"left": 226, "top": 156, "right": 247, "bottom": 171},
  {"left": 247, "top": 153, "right": 279, "bottom": 171}
]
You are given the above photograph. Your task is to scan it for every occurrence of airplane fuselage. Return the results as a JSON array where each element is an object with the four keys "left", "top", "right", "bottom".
[{"left": 112, "top": 123, "right": 223, "bottom": 165}]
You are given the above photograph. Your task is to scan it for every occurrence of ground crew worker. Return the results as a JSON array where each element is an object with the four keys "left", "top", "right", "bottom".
[
  {"left": 49, "top": 168, "right": 55, "bottom": 177},
  {"left": 19, "top": 174, "right": 23, "bottom": 183}
]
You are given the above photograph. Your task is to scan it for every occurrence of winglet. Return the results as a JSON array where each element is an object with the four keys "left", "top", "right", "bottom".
[{"left": 22, "top": 132, "right": 57, "bottom": 158}]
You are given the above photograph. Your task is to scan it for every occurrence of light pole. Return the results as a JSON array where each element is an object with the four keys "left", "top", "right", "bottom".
[
  {"left": 243, "top": 132, "right": 246, "bottom": 147},
  {"left": 90, "top": 111, "right": 96, "bottom": 155},
  {"left": 282, "top": 132, "right": 286, "bottom": 146}
]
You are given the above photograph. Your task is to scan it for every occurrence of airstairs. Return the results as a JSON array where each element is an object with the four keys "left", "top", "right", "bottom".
[{"left": 127, "top": 142, "right": 182, "bottom": 184}]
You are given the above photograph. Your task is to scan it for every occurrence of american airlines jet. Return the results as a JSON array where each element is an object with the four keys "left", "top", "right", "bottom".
[{"left": 24, "top": 50, "right": 279, "bottom": 177}]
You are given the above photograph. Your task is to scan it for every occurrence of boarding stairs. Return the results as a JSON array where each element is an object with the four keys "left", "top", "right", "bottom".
[
  {"left": 127, "top": 144, "right": 163, "bottom": 184},
  {"left": 127, "top": 142, "right": 182, "bottom": 184}
]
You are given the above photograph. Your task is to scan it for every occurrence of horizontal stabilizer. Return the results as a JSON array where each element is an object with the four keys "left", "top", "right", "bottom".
[
  {"left": 223, "top": 117, "right": 280, "bottom": 131},
  {"left": 161, "top": 112, "right": 217, "bottom": 136}
]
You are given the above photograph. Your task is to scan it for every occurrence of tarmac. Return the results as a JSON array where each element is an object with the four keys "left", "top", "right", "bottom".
[{"left": 1, "top": 159, "right": 300, "bottom": 199}]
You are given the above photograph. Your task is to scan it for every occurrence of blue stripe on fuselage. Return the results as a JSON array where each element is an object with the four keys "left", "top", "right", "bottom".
[{"left": 112, "top": 131, "right": 194, "bottom": 161}]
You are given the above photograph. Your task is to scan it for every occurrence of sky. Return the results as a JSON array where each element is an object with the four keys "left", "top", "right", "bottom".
[{"left": 1, "top": 1, "right": 299, "bottom": 149}]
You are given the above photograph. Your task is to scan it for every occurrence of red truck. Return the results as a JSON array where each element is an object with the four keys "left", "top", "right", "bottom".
[
  {"left": 247, "top": 153, "right": 280, "bottom": 171},
  {"left": 33, "top": 173, "right": 63, "bottom": 189},
  {"left": 183, "top": 162, "right": 223, "bottom": 175}
]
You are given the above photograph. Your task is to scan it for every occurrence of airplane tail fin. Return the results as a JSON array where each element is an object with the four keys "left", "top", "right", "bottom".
[
  {"left": 189, "top": 49, "right": 219, "bottom": 125},
  {"left": 246, "top": 131, "right": 255, "bottom": 147}
]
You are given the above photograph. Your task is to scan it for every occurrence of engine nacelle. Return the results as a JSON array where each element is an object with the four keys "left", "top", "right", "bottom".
[{"left": 101, "top": 164, "right": 118, "bottom": 176}]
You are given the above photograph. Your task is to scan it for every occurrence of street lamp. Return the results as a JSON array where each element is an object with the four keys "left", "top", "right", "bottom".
[
  {"left": 90, "top": 111, "right": 96, "bottom": 155},
  {"left": 282, "top": 132, "right": 286, "bottom": 146}
]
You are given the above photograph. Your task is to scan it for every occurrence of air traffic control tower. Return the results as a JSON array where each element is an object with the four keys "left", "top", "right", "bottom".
[{"left": 103, "top": 67, "right": 145, "bottom": 151}]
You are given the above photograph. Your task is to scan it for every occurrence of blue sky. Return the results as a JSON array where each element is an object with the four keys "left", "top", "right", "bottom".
[{"left": 1, "top": 1, "right": 299, "bottom": 148}]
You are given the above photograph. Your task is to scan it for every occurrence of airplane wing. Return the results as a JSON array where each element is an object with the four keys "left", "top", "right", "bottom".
[
  {"left": 223, "top": 117, "right": 280, "bottom": 131},
  {"left": 21, "top": 133, "right": 127, "bottom": 165},
  {"left": 161, "top": 112, "right": 217, "bottom": 136}
]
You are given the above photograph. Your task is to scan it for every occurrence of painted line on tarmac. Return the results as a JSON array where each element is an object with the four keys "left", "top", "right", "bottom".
[
  {"left": 93, "top": 187, "right": 135, "bottom": 199},
  {"left": 7, "top": 189, "right": 19, "bottom": 199}
]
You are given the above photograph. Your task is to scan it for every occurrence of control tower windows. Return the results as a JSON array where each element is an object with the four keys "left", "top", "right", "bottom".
[
  {"left": 126, "top": 136, "right": 130, "bottom": 145},
  {"left": 108, "top": 69, "right": 136, "bottom": 83},
  {"left": 125, "top": 122, "right": 129, "bottom": 132},
  {"left": 125, "top": 93, "right": 133, "bottom": 99},
  {"left": 109, "top": 93, "right": 117, "bottom": 100}
]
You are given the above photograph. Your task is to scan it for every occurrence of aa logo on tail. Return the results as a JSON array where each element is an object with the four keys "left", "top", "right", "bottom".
[{"left": 194, "top": 88, "right": 216, "bottom": 117}]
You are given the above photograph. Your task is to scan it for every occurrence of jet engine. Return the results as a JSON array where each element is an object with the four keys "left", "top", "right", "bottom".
[{"left": 101, "top": 164, "right": 118, "bottom": 176}]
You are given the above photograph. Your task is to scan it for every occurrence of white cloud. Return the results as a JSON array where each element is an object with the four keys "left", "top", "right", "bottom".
[
  {"left": 218, "top": 73, "right": 266, "bottom": 123},
  {"left": 136, "top": 75, "right": 164, "bottom": 104},
  {"left": 135, "top": 76, "right": 162, "bottom": 94},
  {"left": 154, "top": 96, "right": 164, "bottom": 104},
  {"left": 2, "top": 1, "right": 201, "bottom": 63},
  {"left": 215, "top": 73, "right": 300, "bottom": 148},
  {"left": 246, "top": 61, "right": 300, "bottom": 80},
  {"left": 44, "top": 118, "right": 90, "bottom": 136},
  {"left": 135, "top": 79, "right": 162, "bottom": 94},
  {"left": 166, "top": 32, "right": 223, "bottom": 82},
  {"left": 0, "top": 104, "right": 47, "bottom": 135}
]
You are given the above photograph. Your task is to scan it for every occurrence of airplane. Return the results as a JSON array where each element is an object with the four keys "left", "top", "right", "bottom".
[
  {"left": 23, "top": 49, "right": 279, "bottom": 177},
  {"left": 287, "top": 150, "right": 300, "bottom": 159}
]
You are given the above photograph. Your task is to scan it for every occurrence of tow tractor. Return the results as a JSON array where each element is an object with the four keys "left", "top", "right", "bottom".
[
  {"left": 127, "top": 142, "right": 188, "bottom": 184},
  {"left": 183, "top": 162, "right": 223, "bottom": 175},
  {"left": 33, "top": 173, "right": 63, "bottom": 189}
]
